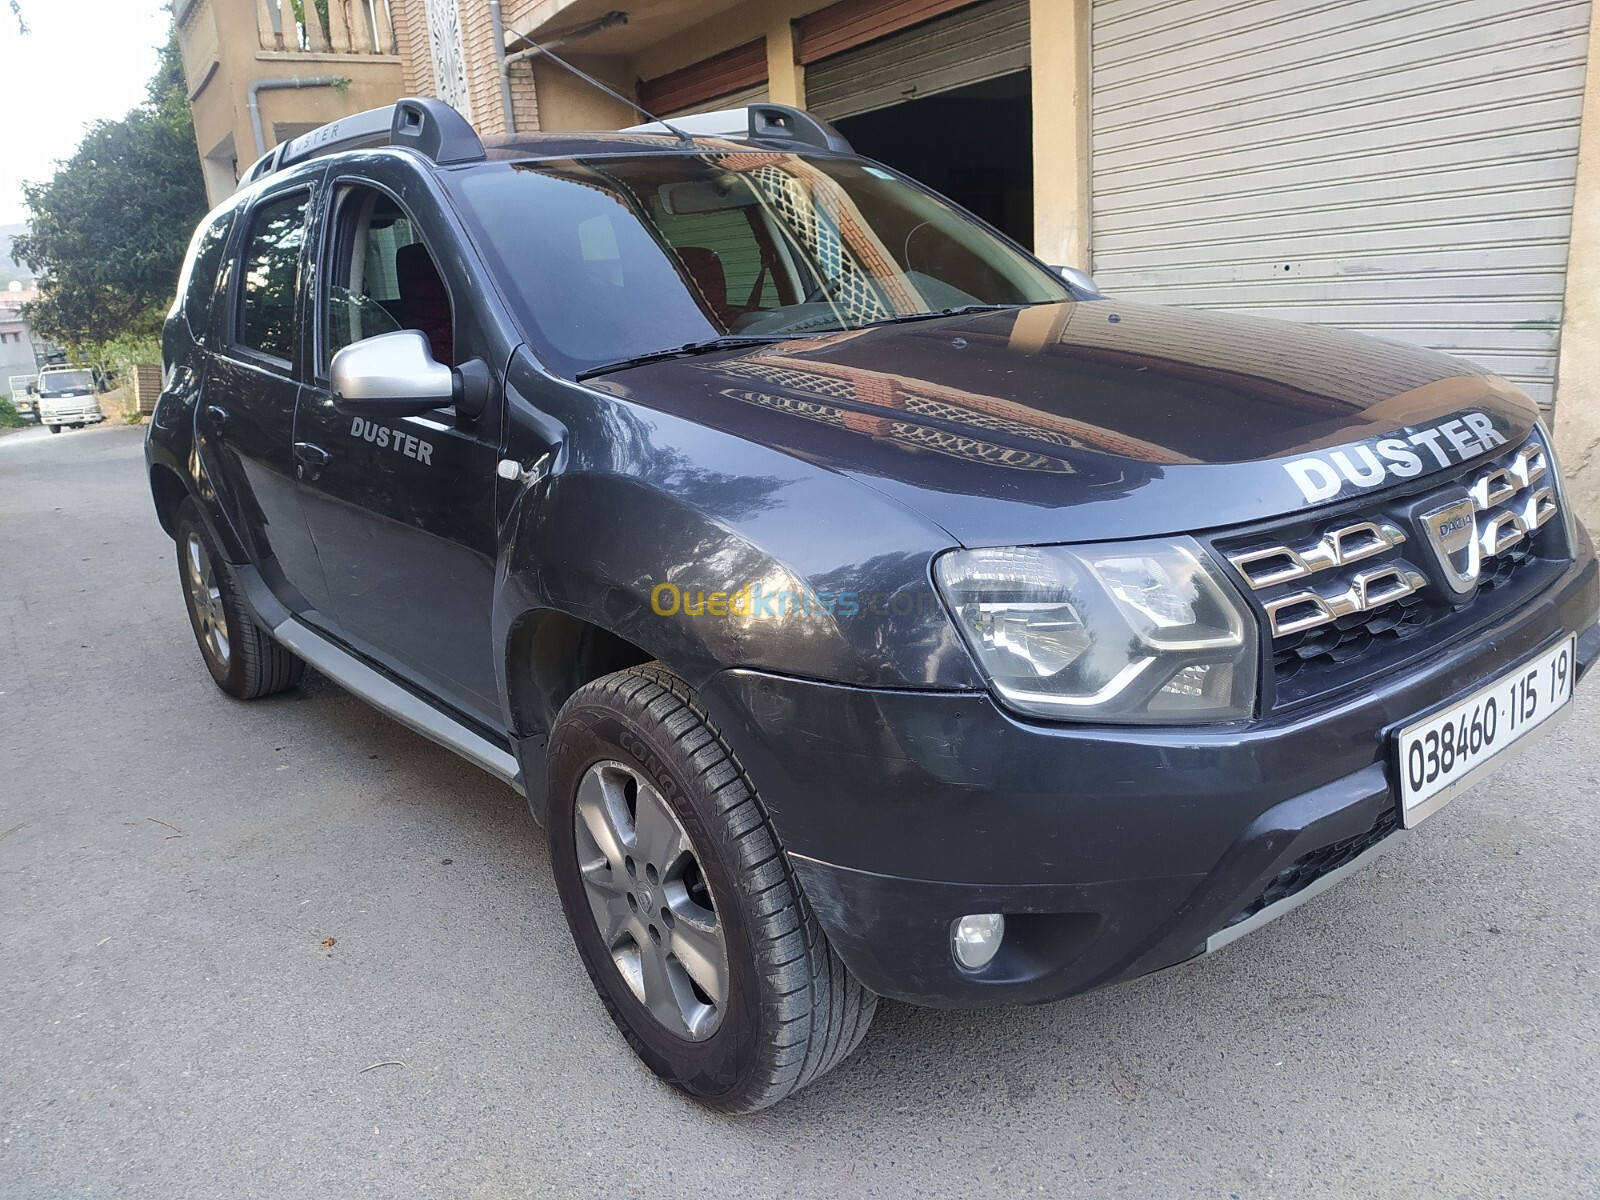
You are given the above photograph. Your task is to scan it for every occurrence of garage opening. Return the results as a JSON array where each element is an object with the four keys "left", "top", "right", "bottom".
[
  {"left": 803, "top": 0, "right": 1033, "bottom": 248},
  {"left": 831, "top": 71, "right": 1033, "bottom": 249}
]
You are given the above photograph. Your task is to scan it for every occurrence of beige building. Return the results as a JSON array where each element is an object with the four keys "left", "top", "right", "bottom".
[
  {"left": 180, "top": 0, "right": 1600, "bottom": 527},
  {"left": 175, "top": 0, "right": 412, "bottom": 202}
]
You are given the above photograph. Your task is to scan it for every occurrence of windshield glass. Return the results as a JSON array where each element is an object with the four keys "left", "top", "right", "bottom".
[
  {"left": 453, "top": 151, "right": 1071, "bottom": 378},
  {"left": 39, "top": 370, "right": 94, "bottom": 395}
]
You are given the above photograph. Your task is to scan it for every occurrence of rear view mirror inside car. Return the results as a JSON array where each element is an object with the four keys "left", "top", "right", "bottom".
[{"left": 657, "top": 175, "right": 758, "bottom": 215}]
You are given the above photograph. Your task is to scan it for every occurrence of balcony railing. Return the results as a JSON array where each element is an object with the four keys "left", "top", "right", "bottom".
[{"left": 257, "top": 0, "right": 397, "bottom": 56}]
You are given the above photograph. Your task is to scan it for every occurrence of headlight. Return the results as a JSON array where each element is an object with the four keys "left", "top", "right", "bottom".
[{"left": 934, "top": 538, "right": 1258, "bottom": 723}]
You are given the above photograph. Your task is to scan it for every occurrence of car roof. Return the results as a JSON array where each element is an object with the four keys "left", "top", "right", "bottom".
[
  {"left": 481, "top": 131, "right": 769, "bottom": 160},
  {"left": 238, "top": 98, "right": 854, "bottom": 190}
]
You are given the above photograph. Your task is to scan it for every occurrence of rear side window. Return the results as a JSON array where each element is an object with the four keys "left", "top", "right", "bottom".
[
  {"left": 236, "top": 192, "right": 310, "bottom": 363},
  {"left": 177, "top": 208, "right": 233, "bottom": 337}
]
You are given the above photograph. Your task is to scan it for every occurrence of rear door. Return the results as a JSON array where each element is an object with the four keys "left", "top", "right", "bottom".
[
  {"left": 199, "top": 176, "right": 336, "bottom": 619},
  {"left": 291, "top": 167, "right": 507, "bottom": 728}
]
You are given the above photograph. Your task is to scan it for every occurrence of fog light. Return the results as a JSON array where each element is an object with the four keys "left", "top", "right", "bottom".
[{"left": 951, "top": 913, "right": 1005, "bottom": 971}]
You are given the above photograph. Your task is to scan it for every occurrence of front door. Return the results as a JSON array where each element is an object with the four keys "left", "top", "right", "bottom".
[
  {"left": 199, "top": 181, "right": 334, "bottom": 619},
  {"left": 292, "top": 177, "right": 504, "bottom": 729}
]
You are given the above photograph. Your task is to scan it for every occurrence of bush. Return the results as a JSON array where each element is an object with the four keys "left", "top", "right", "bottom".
[{"left": 0, "top": 397, "right": 25, "bottom": 429}]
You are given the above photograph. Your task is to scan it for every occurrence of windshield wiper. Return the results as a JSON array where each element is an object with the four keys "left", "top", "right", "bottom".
[
  {"left": 577, "top": 335, "right": 790, "bottom": 380},
  {"left": 858, "top": 303, "right": 1029, "bottom": 329}
]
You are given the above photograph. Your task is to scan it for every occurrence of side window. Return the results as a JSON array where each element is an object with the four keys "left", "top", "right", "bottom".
[
  {"left": 236, "top": 191, "right": 310, "bottom": 363},
  {"left": 177, "top": 208, "right": 234, "bottom": 337},
  {"left": 323, "top": 186, "right": 454, "bottom": 371}
]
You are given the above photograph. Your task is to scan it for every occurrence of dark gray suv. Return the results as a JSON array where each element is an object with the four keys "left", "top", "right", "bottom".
[{"left": 148, "top": 98, "right": 1598, "bottom": 1111}]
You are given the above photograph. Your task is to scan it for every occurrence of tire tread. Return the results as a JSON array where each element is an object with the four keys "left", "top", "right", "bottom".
[{"left": 553, "top": 663, "right": 876, "bottom": 1112}]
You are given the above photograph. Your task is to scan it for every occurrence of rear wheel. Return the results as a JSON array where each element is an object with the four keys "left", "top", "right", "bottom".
[
  {"left": 173, "top": 497, "right": 302, "bottom": 699},
  {"left": 547, "top": 664, "right": 876, "bottom": 1112}
]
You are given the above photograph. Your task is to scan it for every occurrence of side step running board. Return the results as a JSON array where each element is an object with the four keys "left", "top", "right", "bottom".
[{"left": 270, "top": 615, "right": 524, "bottom": 795}]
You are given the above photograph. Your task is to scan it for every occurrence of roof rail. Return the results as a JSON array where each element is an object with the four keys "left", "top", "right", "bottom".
[
  {"left": 238, "top": 97, "right": 486, "bottom": 188},
  {"left": 746, "top": 104, "right": 852, "bottom": 154},
  {"left": 623, "top": 103, "right": 853, "bottom": 154}
]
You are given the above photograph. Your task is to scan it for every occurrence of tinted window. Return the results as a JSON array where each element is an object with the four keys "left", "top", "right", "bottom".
[
  {"left": 236, "top": 192, "right": 309, "bottom": 362},
  {"left": 178, "top": 208, "right": 234, "bottom": 336},
  {"left": 452, "top": 153, "right": 1069, "bottom": 378}
]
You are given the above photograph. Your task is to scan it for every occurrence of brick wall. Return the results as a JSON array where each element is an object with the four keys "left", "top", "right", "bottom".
[
  {"left": 389, "top": 0, "right": 540, "bottom": 134},
  {"left": 392, "top": 0, "right": 434, "bottom": 96}
]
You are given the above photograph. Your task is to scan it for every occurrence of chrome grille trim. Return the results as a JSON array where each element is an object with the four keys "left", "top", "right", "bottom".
[
  {"left": 1225, "top": 437, "right": 1561, "bottom": 644},
  {"left": 1228, "top": 519, "right": 1407, "bottom": 590},
  {"left": 1469, "top": 466, "right": 1518, "bottom": 512},
  {"left": 1261, "top": 564, "right": 1427, "bottom": 638}
]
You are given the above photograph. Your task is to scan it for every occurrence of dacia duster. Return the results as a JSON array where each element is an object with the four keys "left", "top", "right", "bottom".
[{"left": 147, "top": 99, "right": 1598, "bottom": 1112}]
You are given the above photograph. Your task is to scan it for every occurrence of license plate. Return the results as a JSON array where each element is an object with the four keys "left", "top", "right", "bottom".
[{"left": 1396, "top": 636, "right": 1576, "bottom": 827}]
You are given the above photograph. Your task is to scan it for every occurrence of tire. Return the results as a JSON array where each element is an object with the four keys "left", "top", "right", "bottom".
[
  {"left": 47, "top": 424, "right": 60, "bottom": 434},
  {"left": 547, "top": 664, "right": 876, "bottom": 1113},
  {"left": 173, "top": 497, "right": 303, "bottom": 699}
]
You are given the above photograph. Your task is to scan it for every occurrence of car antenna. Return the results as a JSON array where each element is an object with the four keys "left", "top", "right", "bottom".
[{"left": 519, "top": 40, "right": 698, "bottom": 149}]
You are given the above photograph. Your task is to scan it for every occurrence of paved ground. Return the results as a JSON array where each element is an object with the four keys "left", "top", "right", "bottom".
[{"left": 2, "top": 422, "right": 1597, "bottom": 1199}]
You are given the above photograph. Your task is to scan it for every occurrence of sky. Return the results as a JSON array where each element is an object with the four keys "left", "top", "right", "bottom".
[{"left": 0, "top": 0, "right": 174, "bottom": 227}]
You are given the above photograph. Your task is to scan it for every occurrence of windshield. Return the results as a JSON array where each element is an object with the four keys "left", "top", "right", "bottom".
[
  {"left": 39, "top": 370, "right": 94, "bottom": 395},
  {"left": 452, "top": 151, "right": 1071, "bottom": 378}
]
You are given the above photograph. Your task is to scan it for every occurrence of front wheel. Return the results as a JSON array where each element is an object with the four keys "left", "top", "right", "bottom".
[
  {"left": 547, "top": 664, "right": 876, "bottom": 1112},
  {"left": 47, "top": 424, "right": 60, "bottom": 434}
]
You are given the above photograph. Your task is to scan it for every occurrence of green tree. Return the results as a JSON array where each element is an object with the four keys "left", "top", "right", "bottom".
[{"left": 13, "top": 26, "right": 207, "bottom": 353}]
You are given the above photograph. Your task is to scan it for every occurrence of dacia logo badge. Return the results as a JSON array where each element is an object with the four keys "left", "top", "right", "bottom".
[{"left": 1416, "top": 491, "right": 1480, "bottom": 596}]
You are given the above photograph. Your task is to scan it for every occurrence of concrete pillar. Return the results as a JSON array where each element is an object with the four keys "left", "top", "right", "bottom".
[
  {"left": 1030, "top": 0, "right": 1092, "bottom": 270},
  {"left": 766, "top": 11, "right": 804, "bottom": 107},
  {"left": 1555, "top": 4, "right": 1600, "bottom": 532}
]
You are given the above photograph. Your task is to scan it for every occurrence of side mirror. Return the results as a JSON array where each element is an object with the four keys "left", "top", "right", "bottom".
[
  {"left": 1052, "top": 265, "right": 1104, "bottom": 299},
  {"left": 330, "top": 329, "right": 495, "bottom": 419}
]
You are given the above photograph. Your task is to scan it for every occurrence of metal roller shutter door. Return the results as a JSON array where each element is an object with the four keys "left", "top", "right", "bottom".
[
  {"left": 806, "top": 0, "right": 1030, "bottom": 123},
  {"left": 1090, "top": 0, "right": 1592, "bottom": 410},
  {"left": 663, "top": 81, "right": 769, "bottom": 118}
]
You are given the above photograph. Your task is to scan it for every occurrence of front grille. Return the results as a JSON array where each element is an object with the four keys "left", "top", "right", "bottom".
[
  {"left": 1225, "top": 805, "right": 1401, "bottom": 929},
  {"left": 1213, "top": 434, "right": 1569, "bottom": 708}
]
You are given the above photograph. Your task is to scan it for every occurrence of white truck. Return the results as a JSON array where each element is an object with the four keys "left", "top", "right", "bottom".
[
  {"left": 6, "top": 374, "right": 39, "bottom": 424},
  {"left": 35, "top": 367, "right": 103, "bottom": 433}
]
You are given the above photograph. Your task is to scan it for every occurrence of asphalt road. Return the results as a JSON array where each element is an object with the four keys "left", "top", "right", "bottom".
[{"left": 2, "top": 421, "right": 1597, "bottom": 1199}]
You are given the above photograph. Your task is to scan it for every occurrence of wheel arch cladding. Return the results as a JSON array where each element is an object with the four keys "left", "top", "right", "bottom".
[
  {"left": 149, "top": 463, "right": 191, "bottom": 538},
  {"left": 503, "top": 608, "right": 656, "bottom": 741}
]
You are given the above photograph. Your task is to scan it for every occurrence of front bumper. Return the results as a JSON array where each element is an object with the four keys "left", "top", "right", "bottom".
[
  {"left": 699, "top": 544, "right": 1598, "bottom": 1008},
  {"left": 40, "top": 403, "right": 104, "bottom": 425}
]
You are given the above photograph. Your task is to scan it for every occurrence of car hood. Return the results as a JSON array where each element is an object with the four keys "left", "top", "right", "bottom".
[{"left": 583, "top": 300, "right": 1540, "bottom": 546}]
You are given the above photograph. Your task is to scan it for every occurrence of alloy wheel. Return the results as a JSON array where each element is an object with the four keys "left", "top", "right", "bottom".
[
  {"left": 573, "top": 760, "right": 729, "bottom": 1040},
  {"left": 184, "top": 531, "right": 230, "bottom": 668}
]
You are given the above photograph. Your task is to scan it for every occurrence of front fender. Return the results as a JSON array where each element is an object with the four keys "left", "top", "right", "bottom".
[{"left": 491, "top": 366, "right": 982, "bottom": 719}]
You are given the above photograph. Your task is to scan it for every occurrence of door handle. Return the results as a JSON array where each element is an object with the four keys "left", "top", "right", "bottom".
[
  {"left": 204, "top": 405, "right": 229, "bottom": 431},
  {"left": 293, "top": 441, "right": 331, "bottom": 480}
]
